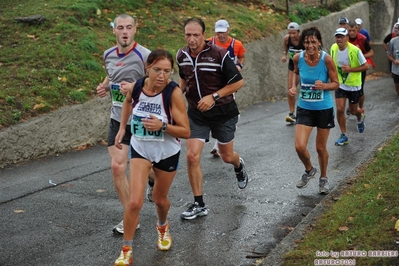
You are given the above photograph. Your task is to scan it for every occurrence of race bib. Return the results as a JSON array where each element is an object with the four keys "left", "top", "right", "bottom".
[
  {"left": 289, "top": 48, "right": 301, "bottom": 59},
  {"left": 131, "top": 115, "right": 164, "bottom": 142},
  {"left": 337, "top": 66, "right": 349, "bottom": 84},
  {"left": 300, "top": 84, "right": 324, "bottom": 102},
  {"left": 396, "top": 50, "right": 399, "bottom": 60},
  {"left": 110, "top": 83, "right": 125, "bottom": 107}
]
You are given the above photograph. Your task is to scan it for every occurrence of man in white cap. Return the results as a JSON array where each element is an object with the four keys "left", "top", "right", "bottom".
[
  {"left": 209, "top": 19, "right": 246, "bottom": 70},
  {"left": 330, "top": 28, "right": 368, "bottom": 146},
  {"left": 355, "top": 18, "right": 371, "bottom": 44},
  {"left": 207, "top": 19, "right": 246, "bottom": 157},
  {"left": 383, "top": 20, "right": 399, "bottom": 53},
  {"left": 281, "top": 21, "right": 304, "bottom": 124}
]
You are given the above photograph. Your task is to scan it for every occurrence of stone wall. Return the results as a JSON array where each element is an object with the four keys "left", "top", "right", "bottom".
[
  {"left": 369, "top": 0, "right": 399, "bottom": 73},
  {"left": 0, "top": 97, "right": 110, "bottom": 166},
  {"left": 0, "top": 1, "right": 396, "bottom": 167}
]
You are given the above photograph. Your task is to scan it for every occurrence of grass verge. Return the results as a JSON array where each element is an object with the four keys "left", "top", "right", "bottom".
[{"left": 281, "top": 130, "right": 399, "bottom": 266}]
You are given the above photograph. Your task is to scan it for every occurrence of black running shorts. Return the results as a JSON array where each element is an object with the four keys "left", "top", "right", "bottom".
[
  {"left": 335, "top": 88, "right": 361, "bottom": 104},
  {"left": 107, "top": 119, "right": 132, "bottom": 146},
  {"left": 296, "top": 106, "right": 335, "bottom": 129}
]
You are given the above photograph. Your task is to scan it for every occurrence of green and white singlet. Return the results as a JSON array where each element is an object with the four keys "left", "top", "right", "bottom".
[{"left": 130, "top": 78, "right": 181, "bottom": 163}]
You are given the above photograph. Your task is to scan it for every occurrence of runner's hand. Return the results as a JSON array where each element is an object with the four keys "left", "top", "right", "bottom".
[
  {"left": 142, "top": 115, "right": 162, "bottom": 132},
  {"left": 197, "top": 95, "right": 215, "bottom": 112},
  {"left": 341, "top": 64, "right": 351, "bottom": 73},
  {"left": 115, "top": 129, "right": 126, "bottom": 150},
  {"left": 314, "top": 80, "right": 324, "bottom": 90},
  {"left": 120, "top": 81, "right": 132, "bottom": 96},
  {"left": 288, "top": 86, "right": 297, "bottom": 96},
  {"left": 96, "top": 83, "right": 107, "bottom": 98}
]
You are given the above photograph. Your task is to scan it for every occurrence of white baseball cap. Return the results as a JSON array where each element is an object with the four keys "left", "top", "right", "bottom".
[
  {"left": 334, "top": 27, "right": 348, "bottom": 36},
  {"left": 287, "top": 22, "right": 300, "bottom": 30},
  {"left": 355, "top": 18, "right": 363, "bottom": 25},
  {"left": 215, "top": 20, "right": 229, "bottom": 33}
]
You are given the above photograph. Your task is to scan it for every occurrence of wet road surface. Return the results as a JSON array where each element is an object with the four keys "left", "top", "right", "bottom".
[{"left": 1, "top": 76, "right": 398, "bottom": 266}]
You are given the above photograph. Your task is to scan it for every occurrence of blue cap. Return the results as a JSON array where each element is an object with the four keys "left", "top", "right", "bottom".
[{"left": 338, "top": 17, "right": 349, "bottom": 24}]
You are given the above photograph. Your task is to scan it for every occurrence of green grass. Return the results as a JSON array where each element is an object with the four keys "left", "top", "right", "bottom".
[
  {"left": 281, "top": 134, "right": 399, "bottom": 266},
  {"left": 0, "top": 0, "right": 366, "bottom": 128}
]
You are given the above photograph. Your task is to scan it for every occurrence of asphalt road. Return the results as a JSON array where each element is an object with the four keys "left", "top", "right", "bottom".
[{"left": 1, "top": 76, "right": 398, "bottom": 266}]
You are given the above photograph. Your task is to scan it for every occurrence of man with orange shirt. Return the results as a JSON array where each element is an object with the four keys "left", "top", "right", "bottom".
[
  {"left": 207, "top": 19, "right": 246, "bottom": 157},
  {"left": 208, "top": 19, "right": 246, "bottom": 71}
]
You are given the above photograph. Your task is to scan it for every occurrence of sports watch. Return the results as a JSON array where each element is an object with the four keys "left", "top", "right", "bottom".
[
  {"left": 212, "top": 92, "right": 220, "bottom": 101},
  {"left": 161, "top": 122, "right": 167, "bottom": 132}
]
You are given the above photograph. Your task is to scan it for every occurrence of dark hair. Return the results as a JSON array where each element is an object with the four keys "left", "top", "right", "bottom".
[
  {"left": 301, "top": 26, "right": 323, "bottom": 48},
  {"left": 183, "top": 17, "right": 205, "bottom": 33},
  {"left": 147, "top": 49, "right": 174, "bottom": 69},
  {"left": 348, "top": 20, "right": 357, "bottom": 28}
]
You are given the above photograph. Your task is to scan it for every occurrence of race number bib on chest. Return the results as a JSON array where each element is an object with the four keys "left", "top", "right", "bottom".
[
  {"left": 289, "top": 48, "right": 301, "bottom": 59},
  {"left": 110, "top": 83, "right": 125, "bottom": 107},
  {"left": 300, "top": 84, "right": 324, "bottom": 102},
  {"left": 131, "top": 115, "right": 164, "bottom": 141}
]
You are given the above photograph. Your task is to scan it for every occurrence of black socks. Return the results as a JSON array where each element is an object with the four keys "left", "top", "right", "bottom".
[{"left": 194, "top": 196, "right": 204, "bottom": 207}]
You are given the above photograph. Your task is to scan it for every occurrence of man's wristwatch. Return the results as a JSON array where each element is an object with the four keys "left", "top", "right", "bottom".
[
  {"left": 161, "top": 122, "right": 167, "bottom": 132},
  {"left": 212, "top": 92, "right": 220, "bottom": 101},
  {"left": 236, "top": 63, "right": 243, "bottom": 68}
]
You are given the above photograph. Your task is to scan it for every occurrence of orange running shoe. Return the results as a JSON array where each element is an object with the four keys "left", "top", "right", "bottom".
[
  {"left": 156, "top": 221, "right": 172, "bottom": 251},
  {"left": 114, "top": 246, "right": 133, "bottom": 266}
]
